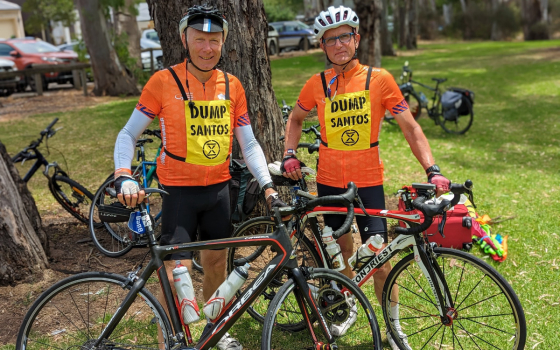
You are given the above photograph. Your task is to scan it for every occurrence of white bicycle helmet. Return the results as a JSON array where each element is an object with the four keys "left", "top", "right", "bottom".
[
  {"left": 178, "top": 5, "right": 229, "bottom": 41},
  {"left": 313, "top": 6, "right": 359, "bottom": 41}
]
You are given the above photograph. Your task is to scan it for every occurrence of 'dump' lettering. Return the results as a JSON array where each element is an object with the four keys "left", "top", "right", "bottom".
[
  {"left": 331, "top": 96, "right": 367, "bottom": 113},
  {"left": 189, "top": 104, "right": 227, "bottom": 119}
]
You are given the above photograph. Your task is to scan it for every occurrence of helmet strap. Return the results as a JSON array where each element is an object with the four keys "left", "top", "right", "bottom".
[{"left": 185, "top": 47, "right": 223, "bottom": 73}]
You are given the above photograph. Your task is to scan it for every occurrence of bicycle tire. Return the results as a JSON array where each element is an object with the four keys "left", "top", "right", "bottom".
[
  {"left": 49, "top": 175, "right": 96, "bottom": 225},
  {"left": 382, "top": 248, "right": 526, "bottom": 350},
  {"left": 227, "top": 216, "right": 322, "bottom": 329},
  {"left": 89, "top": 177, "right": 135, "bottom": 257},
  {"left": 404, "top": 91, "right": 422, "bottom": 120},
  {"left": 436, "top": 98, "right": 474, "bottom": 134},
  {"left": 262, "top": 267, "right": 382, "bottom": 350},
  {"left": 16, "top": 271, "right": 172, "bottom": 350}
]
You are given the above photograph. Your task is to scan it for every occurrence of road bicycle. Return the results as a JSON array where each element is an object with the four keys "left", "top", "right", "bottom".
[
  {"left": 16, "top": 185, "right": 383, "bottom": 350},
  {"left": 10, "top": 118, "right": 97, "bottom": 225},
  {"left": 229, "top": 179, "right": 526, "bottom": 349},
  {"left": 385, "top": 62, "right": 474, "bottom": 134}
]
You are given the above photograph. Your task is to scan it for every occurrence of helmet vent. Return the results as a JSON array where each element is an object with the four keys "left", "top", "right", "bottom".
[
  {"left": 319, "top": 19, "right": 326, "bottom": 26},
  {"left": 343, "top": 11, "right": 348, "bottom": 20},
  {"left": 353, "top": 16, "right": 358, "bottom": 22},
  {"left": 335, "top": 13, "right": 340, "bottom": 21},
  {"left": 326, "top": 16, "right": 333, "bottom": 24}
]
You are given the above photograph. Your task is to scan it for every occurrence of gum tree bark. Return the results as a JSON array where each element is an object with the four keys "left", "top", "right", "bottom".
[
  {"left": 76, "top": 0, "right": 140, "bottom": 96},
  {"left": 355, "top": 0, "right": 382, "bottom": 67},
  {"left": 145, "top": 0, "right": 283, "bottom": 162},
  {"left": 0, "top": 142, "right": 48, "bottom": 286},
  {"left": 380, "top": 0, "right": 396, "bottom": 56}
]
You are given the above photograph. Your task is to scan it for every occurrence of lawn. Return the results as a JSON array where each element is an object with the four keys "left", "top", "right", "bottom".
[{"left": 1, "top": 39, "right": 559, "bottom": 349}]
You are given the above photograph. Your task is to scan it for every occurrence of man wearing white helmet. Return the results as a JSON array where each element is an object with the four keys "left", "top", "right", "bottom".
[
  {"left": 282, "top": 5, "right": 450, "bottom": 348},
  {"left": 113, "top": 5, "right": 286, "bottom": 350}
]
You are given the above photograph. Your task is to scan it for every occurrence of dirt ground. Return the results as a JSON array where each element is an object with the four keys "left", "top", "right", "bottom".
[{"left": 0, "top": 83, "right": 126, "bottom": 122}]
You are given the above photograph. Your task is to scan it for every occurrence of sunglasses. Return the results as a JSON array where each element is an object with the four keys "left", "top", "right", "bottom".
[{"left": 322, "top": 32, "right": 355, "bottom": 47}]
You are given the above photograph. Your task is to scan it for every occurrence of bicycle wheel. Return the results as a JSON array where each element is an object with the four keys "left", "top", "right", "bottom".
[
  {"left": 383, "top": 248, "right": 526, "bottom": 350},
  {"left": 404, "top": 92, "right": 422, "bottom": 120},
  {"left": 262, "top": 267, "right": 382, "bottom": 350},
  {"left": 16, "top": 272, "right": 172, "bottom": 350},
  {"left": 227, "top": 216, "right": 322, "bottom": 329},
  {"left": 437, "top": 98, "right": 474, "bottom": 134},
  {"left": 49, "top": 175, "right": 96, "bottom": 225}
]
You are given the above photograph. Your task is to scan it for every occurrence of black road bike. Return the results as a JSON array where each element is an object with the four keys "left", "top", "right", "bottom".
[
  {"left": 10, "top": 118, "right": 96, "bottom": 225},
  {"left": 17, "top": 185, "right": 382, "bottom": 350},
  {"left": 385, "top": 62, "right": 474, "bottom": 134}
]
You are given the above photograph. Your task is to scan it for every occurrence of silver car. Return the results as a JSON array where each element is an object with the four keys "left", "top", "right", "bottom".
[
  {"left": 269, "top": 21, "right": 318, "bottom": 52},
  {"left": 140, "top": 38, "right": 163, "bottom": 71},
  {"left": 0, "top": 57, "right": 20, "bottom": 96}
]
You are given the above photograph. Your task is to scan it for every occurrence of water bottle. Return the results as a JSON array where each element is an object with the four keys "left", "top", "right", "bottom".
[
  {"left": 348, "top": 234, "right": 385, "bottom": 270},
  {"left": 203, "top": 263, "right": 250, "bottom": 321},
  {"left": 172, "top": 261, "right": 200, "bottom": 324},
  {"left": 419, "top": 92, "right": 429, "bottom": 107},
  {"left": 322, "top": 226, "right": 345, "bottom": 272}
]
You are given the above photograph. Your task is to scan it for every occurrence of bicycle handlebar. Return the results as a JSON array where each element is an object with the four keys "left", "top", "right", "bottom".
[
  {"left": 394, "top": 180, "right": 473, "bottom": 236},
  {"left": 294, "top": 182, "right": 357, "bottom": 239},
  {"left": 41, "top": 118, "right": 59, "bottom": 136},
  {"left": 106, "top": 187, "right": 169, "bottom": 199},
  {"left": 142, "top": 129, "right": 162, "bottom": 140}
]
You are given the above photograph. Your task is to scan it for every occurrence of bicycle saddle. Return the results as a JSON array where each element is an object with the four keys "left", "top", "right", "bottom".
[{"left": 432, "top": 77, "right": 447, "bottom": 83}]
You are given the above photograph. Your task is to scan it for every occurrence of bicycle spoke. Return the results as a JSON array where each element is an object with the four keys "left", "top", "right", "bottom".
[
  {"left": 51, "top": 302, "right": 89, "bottom": 342},
  {"left": 438, "top": 326, "right": 446, "bottom": 350},
  {"left": 455, "top": 273, "right": 486, "bottom": 310},
  {"left": 68, "top": 288, "right": 91, "bottom": 339},
  {"left": 451, "top": 256, "right": 466, "bottom": 303},
  {"left": 455, "top": 319, "right": 493, "bottom": 350},
  {"left": 406, "top": 320, "right": 441, "bottom": 338},
  {"left": 396, "top": 281, "right": 437, "bottom": 307},
  {"left": 406, "top": 265, "right": 436, "bottom": 305},
  {"left": 418, "top": 323, "right": 443, "bottom": 350},
  {"left": 451, "top": 323, "right": 465, "bottom": 350},
  {"left": 457, "top": 291, "right": 501, "bottom": 312},
  {"left": 460, "top": 315, "right": 517, "bottom": 336}
]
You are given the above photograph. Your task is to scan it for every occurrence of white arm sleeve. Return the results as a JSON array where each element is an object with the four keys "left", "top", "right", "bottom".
[
  {"left": 114, "top": 109, "right": 153, "bottom": 172},
  {"left": 234, "top": 125, "right": 272, "bottom": 188}
]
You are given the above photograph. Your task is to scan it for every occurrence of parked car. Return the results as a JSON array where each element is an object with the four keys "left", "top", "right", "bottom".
[
  {"left": 141, "top": 29, "right": 160, "bottom": 44},
  {"left": 0, "top": 38, "right": 78, "bottom": 91},
  {"left": 269, "top": 21, "right": 318, "bottom": 52},
  {"left": 57, "top": 41, "right": 90, "bottom": 61},
  {"left": 0, "top": 57, "right": 20, "bottom": 96},
  {"left": 140, "top": 38, "right": 163, "bottom": 71},
  {"left": 267, "top": 25, "right": 279, "bottom": 56}
]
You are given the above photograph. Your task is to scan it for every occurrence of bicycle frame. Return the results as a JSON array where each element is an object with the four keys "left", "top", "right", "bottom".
[
  {"left": 95, "top": 206, "right": 338, "bottom": 349},
  {"left": 299, "top": 206, "right": 455, "bottom": 319}
]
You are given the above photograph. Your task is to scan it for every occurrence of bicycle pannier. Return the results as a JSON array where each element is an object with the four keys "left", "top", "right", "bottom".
[
  {"left": 448, "top": 87, "right": 475, "bottom": 116},
  {"left": 441, "top": 91, "right": 462, "bottom": 121},
  {"left": 230, "top": 159, "right": 262, "bottom": 223}
]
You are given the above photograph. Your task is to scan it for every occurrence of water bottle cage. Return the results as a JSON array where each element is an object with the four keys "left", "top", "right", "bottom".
[{"left": 351, "top": 254, "right": 374, "bottom": 272}]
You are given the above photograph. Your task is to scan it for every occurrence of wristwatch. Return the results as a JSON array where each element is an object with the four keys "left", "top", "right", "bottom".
[{"left": 425, "top": 164, "right": 441, "bottom": 175}]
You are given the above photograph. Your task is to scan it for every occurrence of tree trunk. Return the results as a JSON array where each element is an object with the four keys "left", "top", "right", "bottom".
[
  {"left": 0, "top": 142, "right": 49, "bottom": 286},
  {"left": 406, "top": 0, "right": 418, "bottom": 49},
  {"left": 491, "top": 0, "right": 502, "bottom": 40},
  {"left": 145, "top": 0, "right": 284, "bottom": 163},
  {"left": 380, "top": 0, "right": 396, "bottom": 56},
  {"left": 397, "top": 0, "right": 409, "bottom": 48},
  {"left": 117, "top": 0, "right": 142, "bottom": 71},
  {"left": 521, "top": 0, "right": 550, "bottom": 40},
  {"left": 355, "top": 0, "right": 382, "bottom": 67},
  {"left": 76, "top": 0, "right": 140, "bottom": 96}
]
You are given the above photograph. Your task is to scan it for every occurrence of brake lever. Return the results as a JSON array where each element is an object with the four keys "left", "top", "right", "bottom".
[
  {"left": 355, "top": 194, "right": 370, "bottom": 217},
  {"left": 438, "top": 211, "right": 447, "bottom": 238}
]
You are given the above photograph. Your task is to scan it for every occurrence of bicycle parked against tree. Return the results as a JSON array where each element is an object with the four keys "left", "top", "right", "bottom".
[
  {"left": 10, "top": 118, "right": 96, "bottom": 225},
  {"left": 17, "top": 185, "right": 383, "bottom": 350},
  {"left": 385, "top": 62, "right": 475, "bottom": 135},
  {"left": 229, "top": 178, "right": 526, "bottom": 350}
]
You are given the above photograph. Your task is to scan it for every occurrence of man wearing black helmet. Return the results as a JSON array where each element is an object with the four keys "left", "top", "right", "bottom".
[{"left": 113, "top": 5, "right": 283, "bottom": 349}]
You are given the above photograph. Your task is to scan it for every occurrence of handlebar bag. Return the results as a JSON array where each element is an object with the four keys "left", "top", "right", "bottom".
[{"left": 398, "top": 193, "right": 475, "bottom": 251}]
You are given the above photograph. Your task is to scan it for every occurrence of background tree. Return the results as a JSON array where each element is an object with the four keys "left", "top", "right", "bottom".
[
  {"left": 76, "top": 0, "right": 140, "bottom": 96},
  {"left": 0, "top": 142, "right": 49, "bottom": 286},
  {"left": 380, "top": 0, "right": 396, "bottom": 56},
  {"left": 22, "top": 0, "right": 76, "bottom": 42},
  {"left": 355, "top": 0, "right": 383, "bottom": 67},
  {"left": 145, "top": 0, "right": 284, "bottom": 162},
  {"left": 263, "top": 0, "right": 304, "bottom": 22},
  {"left": 112, "top": 0, "right": 143, "bottom": 71},
  {"left": 521, "top": 0, "right": 550, "bottom": 39}
]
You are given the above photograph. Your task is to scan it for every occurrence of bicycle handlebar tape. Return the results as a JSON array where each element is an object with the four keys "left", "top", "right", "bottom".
[{"left": 305, "top": 182, "right": 358, "bottom": 239}]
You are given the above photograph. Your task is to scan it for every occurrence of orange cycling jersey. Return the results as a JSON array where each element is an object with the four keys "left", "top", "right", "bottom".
[
  {"left": 137, "top": 61, "right": 249, "bottom": 186},
  {"left": 297, "top": 63, "right": 407, "bottom": 188}
]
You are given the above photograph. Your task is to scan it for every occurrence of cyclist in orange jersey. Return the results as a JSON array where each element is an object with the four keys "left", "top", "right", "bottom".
[
  {"left": 113, "top": 5, "right": 285, "bottom": 350},
  {"left": 281, "top": 5, "right": 450, "bottom": 347}
]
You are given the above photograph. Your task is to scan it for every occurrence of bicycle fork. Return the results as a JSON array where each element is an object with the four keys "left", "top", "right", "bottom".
[{"left": 413, "top": 244, "right": 457, "bottom": 325}]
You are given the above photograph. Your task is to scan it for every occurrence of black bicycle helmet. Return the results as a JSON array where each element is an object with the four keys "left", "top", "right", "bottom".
[{"left": 179, "top": 5, "right": 229, "bottom": 41}]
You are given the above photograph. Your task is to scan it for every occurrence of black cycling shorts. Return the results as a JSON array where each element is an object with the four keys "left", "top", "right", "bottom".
[
  {"left": 317, "top": 183, "right": 387, "bottom": 243},
  {"left": 160, "top": 181, "right": 231, "bottom": 260}
]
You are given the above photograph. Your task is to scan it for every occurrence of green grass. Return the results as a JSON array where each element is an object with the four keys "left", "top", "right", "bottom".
[{"left": 1, "top": 40, "right": 559, "bottom": 349}]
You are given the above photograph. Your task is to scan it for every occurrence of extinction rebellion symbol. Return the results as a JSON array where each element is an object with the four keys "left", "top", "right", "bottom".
[
  {"left": 341, "top": 130, "right": 359, "bottom": 146},
  {"left": 203, "top": 140, "right": 220, "bottom": 159}
]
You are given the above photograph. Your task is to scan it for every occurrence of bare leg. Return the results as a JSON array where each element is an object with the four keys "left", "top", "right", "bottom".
[
  {"left": 200, "top": 249, "right": 227, "bottom": 301},
  {"left": 336, "top": 232, "right": 355, "bottom": 280}
]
